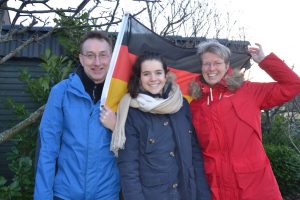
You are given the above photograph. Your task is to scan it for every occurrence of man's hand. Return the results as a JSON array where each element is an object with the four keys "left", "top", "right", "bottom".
[{"left": 99, "top": 105, "right": 116, "bottom": 132}]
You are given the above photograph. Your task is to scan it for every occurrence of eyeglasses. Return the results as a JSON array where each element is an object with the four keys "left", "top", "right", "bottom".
[
  {"left": 81, "top": 53, "right": 110, "bottom": 61},
  {"left": 202, "top": 61, "right": 225, "bottom": 68}
]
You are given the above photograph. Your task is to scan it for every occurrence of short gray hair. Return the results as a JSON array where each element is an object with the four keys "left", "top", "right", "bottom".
[{"left": 197, "top": 40, "right": 231, "bottom": 66}]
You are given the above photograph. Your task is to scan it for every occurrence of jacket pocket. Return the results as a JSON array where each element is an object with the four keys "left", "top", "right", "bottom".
[
  {"left": 140, "top": 172, "right": 170, "bottom": 200},
  {"left": 233, "top": 158, "right": 269, "bottom": 190},
  {"left": 141, "top": 172, "right": 169, "bottom": 187},
  {"left": 54, "top": 157, "right": 69, "bottom": 196},
  {"left": 233, "top": 157, "right": 269, "bottom": 173}
]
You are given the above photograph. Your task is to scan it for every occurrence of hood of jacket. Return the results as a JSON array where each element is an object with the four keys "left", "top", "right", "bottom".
[{"left": 190, "top": 67, "right": 244, "bottom": 104}]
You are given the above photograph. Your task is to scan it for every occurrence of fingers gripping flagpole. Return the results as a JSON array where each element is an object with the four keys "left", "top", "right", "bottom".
[{"left": 100, "top": 13, "right": 130, "bottom": 109}]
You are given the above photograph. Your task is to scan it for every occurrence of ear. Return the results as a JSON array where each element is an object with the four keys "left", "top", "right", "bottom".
[
  {"left": 225, "top": 65, "right": 234, "bottom": 76},
  {"left": 79, "top": 54, "right": 84, "bottom": 65},
  {"left": 225, "top": 64, "right": 230, "bottom": 72}
]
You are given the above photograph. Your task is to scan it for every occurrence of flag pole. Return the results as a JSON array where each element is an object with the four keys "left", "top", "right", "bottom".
[{"left": 100, "top": 13, "right": 130, "bottom": 108}]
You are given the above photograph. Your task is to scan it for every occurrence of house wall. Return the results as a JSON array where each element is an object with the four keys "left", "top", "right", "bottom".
[{"left": 0, "top": 58, "right": 44, "bottom": 180}]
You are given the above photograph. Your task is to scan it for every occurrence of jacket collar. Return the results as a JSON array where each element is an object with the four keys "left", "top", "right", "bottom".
[
  {"left": 75, "top": 65, "right": 104, "bottom": 104},
  {"left": 198, "top": 69, "right": 232, "bottom": 105}
]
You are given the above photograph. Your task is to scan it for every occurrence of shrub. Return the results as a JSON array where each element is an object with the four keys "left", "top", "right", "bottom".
[
  {"left": 264, "top": 144, "right": 300, "bottom": 197},
  {"left": 0, "top": 50, "right": 72, "bottom": 200}
]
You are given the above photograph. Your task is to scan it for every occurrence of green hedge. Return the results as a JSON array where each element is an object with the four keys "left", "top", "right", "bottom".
[{"left": 264, "top": 144, "right": 300, "bottom": 197}]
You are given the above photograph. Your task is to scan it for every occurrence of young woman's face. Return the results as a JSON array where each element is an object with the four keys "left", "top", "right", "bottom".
[
  {"left": 201, "top": 52, "right": 229, "bottom": 86},
  {"left": 140, "top": 59, "right": 167, "bottom": 95}
]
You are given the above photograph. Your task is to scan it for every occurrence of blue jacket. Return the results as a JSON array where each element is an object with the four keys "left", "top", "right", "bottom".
[
  {"left": 117, "top": 98, "right": 211, "bottom": 200},
  {"left": 34, "top": 73, "right": 120, "bottom": 200}
]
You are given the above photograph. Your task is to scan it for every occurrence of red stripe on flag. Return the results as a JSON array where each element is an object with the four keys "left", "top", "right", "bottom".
[
  {"left": 109, "top": 44, "right": 200, "bottom": 107},
  {"left": 113, "top": 45, "right": 199, "bottom": 95},
  {"left": 168, "top": 67, "right": 199, "bottom": 96},
  {"left": 113, "top": 45, "right": 137, "bottom": 82}
]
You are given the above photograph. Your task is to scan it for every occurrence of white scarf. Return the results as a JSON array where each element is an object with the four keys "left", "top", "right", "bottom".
[{"left": 110, "top": 83, "right": 182, "bottom": 156}]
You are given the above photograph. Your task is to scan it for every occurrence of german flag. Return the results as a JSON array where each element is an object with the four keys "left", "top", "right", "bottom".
[{"left": 102, "top": 14, "right": 251, "bottom": 111}]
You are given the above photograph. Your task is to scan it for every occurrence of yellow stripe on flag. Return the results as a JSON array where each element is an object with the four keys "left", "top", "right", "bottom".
[{"left": 106, "top": 78, "right": 128, "bottom": 112}]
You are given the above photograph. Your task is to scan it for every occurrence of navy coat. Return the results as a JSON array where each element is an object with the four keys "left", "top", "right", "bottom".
[{"left": 117, "top": 98, "right": 211, "bottom": 200}]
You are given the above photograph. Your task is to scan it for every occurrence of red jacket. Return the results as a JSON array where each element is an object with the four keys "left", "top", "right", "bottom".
[{"left": 190, "top": 53, "right": 300, "bottom": 200}]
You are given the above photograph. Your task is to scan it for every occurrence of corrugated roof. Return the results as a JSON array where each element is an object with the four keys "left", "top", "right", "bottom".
[
  {"left": 0, "top": 25, "right": 250, "bottom": 62},
  {"left": 0, "top": 25, "right": 64, "bottom": 58}
]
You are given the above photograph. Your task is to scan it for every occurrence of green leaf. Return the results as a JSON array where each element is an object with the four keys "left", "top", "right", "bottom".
[{"left": 0, "top": 177, "right": 7, "bottom": 186}]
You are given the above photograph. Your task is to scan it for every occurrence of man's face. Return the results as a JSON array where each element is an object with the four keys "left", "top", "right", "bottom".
[{"left": 79, "top": 38, "right": 112, "bottom": 84}]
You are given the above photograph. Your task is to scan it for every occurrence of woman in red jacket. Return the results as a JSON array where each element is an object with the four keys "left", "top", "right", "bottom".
[{"left": 189, "top": 40, "right": 300, "bottom": 200}]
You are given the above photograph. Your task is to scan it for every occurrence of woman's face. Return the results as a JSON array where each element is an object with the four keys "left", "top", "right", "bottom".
[
  {"left": 201, "top": 52, "right": 229, "bottom": 86},
  {"left": 140, "top": 59, "right": 167, "bottom": 95}
]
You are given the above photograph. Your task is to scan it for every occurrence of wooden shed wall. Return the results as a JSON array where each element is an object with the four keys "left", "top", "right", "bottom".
[{"left": 0, "top": 58, "right": 44, "bottom": 180}]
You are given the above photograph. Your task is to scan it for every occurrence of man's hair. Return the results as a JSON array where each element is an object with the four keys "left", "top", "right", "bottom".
[{"left": 79, "top": 31, "right": 112, "bottom": 53}]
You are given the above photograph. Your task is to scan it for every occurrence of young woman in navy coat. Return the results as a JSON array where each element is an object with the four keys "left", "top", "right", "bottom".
[{"left": 109, "top": 53, "right": 211, "bottom": 200}]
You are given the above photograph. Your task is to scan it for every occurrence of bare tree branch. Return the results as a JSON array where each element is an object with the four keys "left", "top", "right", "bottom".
[
  {"left": 285, "top": 98, "right": 300, "bottom": 155},
  {"left": 145, "top": 1, "right": 154, "bottom": 31},
  {"left": 0, "top": 105, "right": 45, "bottom": 144},
  {"left": 5, "top": 6, "right": 78, "bottom": 14},
  {"left": 0, "top": 1, "right": 7, "bottom": 33},
  {"left": 73, "top": 0, "right": 90, "bottom": 15},
  {"left": 0, "top": 27, "right": 54, "bottom": 64},
  {"left": 105, "top": 0, "right": 121, "bottom": 32},
  {"left": 0, "top": 0, "right": 93, "bottom": 65}
]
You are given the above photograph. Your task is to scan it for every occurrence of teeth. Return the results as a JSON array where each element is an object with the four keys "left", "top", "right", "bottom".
[{"left": 208, "top": 73, "right": 217, "bottom": 77}]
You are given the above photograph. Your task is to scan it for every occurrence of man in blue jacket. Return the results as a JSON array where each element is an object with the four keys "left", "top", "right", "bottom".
[{"left": 34, "top": 31, "right": 120, "bottom": 200}]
